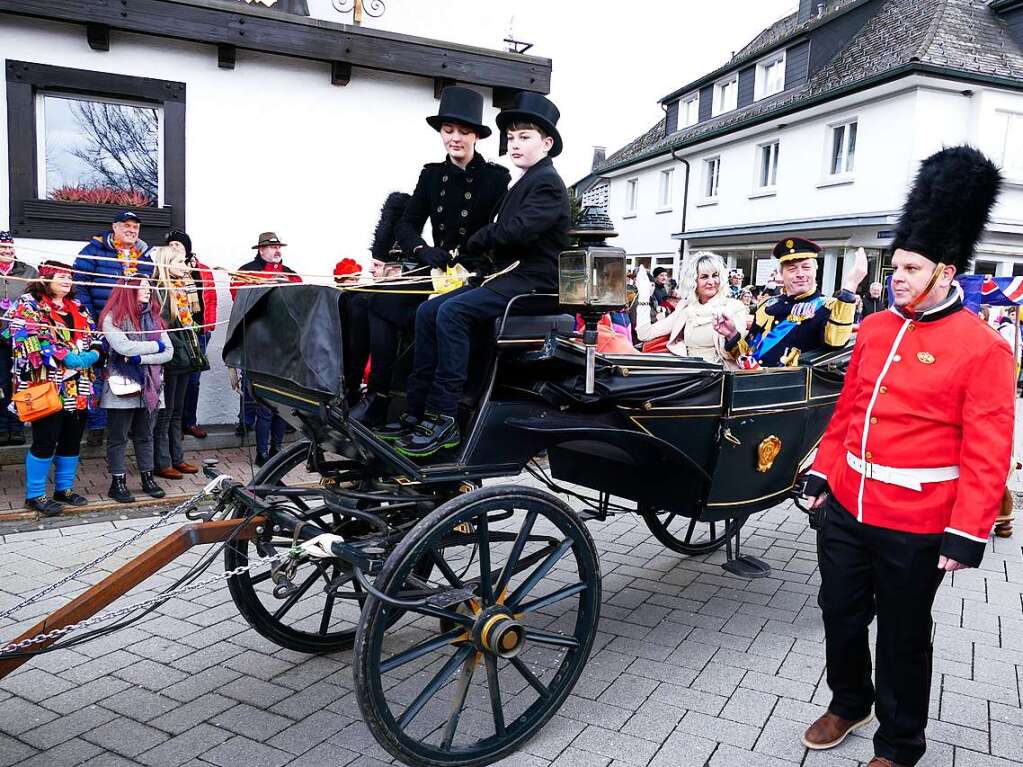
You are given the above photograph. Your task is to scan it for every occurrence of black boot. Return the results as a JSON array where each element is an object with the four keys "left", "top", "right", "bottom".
[
  {"left": 108, "top": 475, "right": 135, "bottom": 504},
  {"left": 26, "top": 496, "right": 63, "bottom": 517},
  {"left": 373, "top": 412, "right": 419, "bottom": 442},
  {"left": 140, "top": 471, "right": 166, "bottom": 499},
  {"left": 395, "top": 413, "right": 460, "bottom": 458},
  {"left": 53, "top": 489, "right": 88, "bottom": 506},
  {"left": 350, "top": 393, "right": 391, "bottom": 428}
]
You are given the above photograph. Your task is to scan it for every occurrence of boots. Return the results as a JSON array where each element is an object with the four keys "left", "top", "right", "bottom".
[
  {"left": 140, "top": 471, "right": 166, "bottom": 499},
  {"left": 350, "top": 393, "right": 391, "bottom": 428},
  {"left": 53, "top": 456, "right": 86, "bottom": 505},
  {"left": 108, "top": 474, "right": 135, "bottom": 504},
  {"left": 26, "top": 495, "right": 63, "bottom": 517}
]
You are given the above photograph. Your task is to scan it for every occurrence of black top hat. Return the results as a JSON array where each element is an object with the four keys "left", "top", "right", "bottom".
[
  {"left": 496, "top": 92, "right": 563, "bottom": 157},
  {"left": 426, "top": 86, "right": 491, "bottom": 139}
]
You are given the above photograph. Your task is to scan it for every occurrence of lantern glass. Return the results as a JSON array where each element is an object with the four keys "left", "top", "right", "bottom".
[{"left": 559, "top": 246, "right": 627, "bottom": 310}]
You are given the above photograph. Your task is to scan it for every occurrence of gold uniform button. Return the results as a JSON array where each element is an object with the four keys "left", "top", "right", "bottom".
[
  {"left": 437, "top": 206, "right": 443, "bottom": 213},
  {"left": 893, "top": 354, "right": 902, "bottom": 362},
  {"left": 880, "top": 386, "right": 887, "bottom": 394},
  {"left": 870, "top": 417, "right": 878, "bottom": 424},
  {"left": 866, "top": 451, "right": 872, "bottom": 460},
  {"left": 461, "top": 210, "right": 469, "bottom": 218},
  {"left": 908, "top": 324, "right": 915, "bottom": 332}
]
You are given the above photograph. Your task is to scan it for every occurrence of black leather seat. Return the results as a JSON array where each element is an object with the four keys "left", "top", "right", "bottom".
[{"left": 495, "top": 314, "right": 575, "bottom": 343}]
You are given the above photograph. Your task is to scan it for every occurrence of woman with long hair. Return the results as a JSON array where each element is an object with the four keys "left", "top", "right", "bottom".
[
  {"left": 635, "top": 251, "right": 749, "bottom": 365},
  {"left": 149, "top": 246, "right": 204, "bottom": 480},
  {"left": 98, "top": 277, "right": 173, "bottom": 503},
  {"left": 2, "top": 260, "right": 103, "bottom": 516}
]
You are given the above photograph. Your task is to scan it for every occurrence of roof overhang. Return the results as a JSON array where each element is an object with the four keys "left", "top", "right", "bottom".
[
  {"left": 676, "top": 212, "right": 900, "bottom": 243},
  {"left": 0, "top": 0, "right": 552, "bottom": 93}
]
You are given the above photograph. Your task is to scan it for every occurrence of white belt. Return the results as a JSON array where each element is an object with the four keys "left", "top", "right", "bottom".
[{"left": 846, "top": 451, "right": 959, "bottom": 492}]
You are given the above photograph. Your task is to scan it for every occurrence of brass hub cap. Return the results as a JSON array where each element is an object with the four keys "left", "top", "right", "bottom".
[{"left": 474, "top": 607, "right": 525, "bottom": 658}]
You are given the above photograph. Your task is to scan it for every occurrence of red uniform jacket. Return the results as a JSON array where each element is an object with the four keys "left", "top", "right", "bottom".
[{"left": 806, "top": 293, "right": 1015, "bottom": 566}]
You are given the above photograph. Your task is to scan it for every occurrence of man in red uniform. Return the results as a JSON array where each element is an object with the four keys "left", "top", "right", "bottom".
[{"left": 800, "top": 146, "right": 1013, "bottom": 767}]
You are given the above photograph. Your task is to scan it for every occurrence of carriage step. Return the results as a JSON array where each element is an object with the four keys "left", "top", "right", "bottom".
[
  {"left": 426, "top": 587, "right": 477, "bottom": 609},
  {"left": 722, "top": 555, "right": 772, "bottom": 579}
]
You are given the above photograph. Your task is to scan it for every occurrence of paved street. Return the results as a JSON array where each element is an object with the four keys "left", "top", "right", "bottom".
[{"left": 0, "top": 473, "right": 1019, "bottom": 767}]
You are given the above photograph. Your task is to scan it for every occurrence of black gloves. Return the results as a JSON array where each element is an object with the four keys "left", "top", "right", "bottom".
[{"left": 416, "top": 246, "right": 451, "bottom": 269}]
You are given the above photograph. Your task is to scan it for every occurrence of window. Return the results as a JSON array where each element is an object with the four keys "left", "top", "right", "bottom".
[
  {"left": 38, "top": 94, "right": 162, "bottom": 207},
  {"left": 829, "top": 120, "right": 858, "bottom": 176},
  {"left": 755, "top": 53, "right": 786, "bottom": 100},
  {"left": 6, "top": 60, "right": 184, "bottom": 240},
  {"left": 758, "top": 142, "right": 780, "bottom": 189},
  {"left": 625, "top": 178, "right": 639, "bottom": 214},
  {"left": 680, "top": 94, "right": 699, "bottom": 128},
  {"left": 713, "top": 76, "right": 738, "bottom": 116},
  {"left": 658, "top": 168, "right": 674, "bottom": 208},
  {"left": 704, "top": 157, "right": 721, "bottom": 199},
  {"left": 998, "top": 112, "right": 1023, "bottom": 179}
]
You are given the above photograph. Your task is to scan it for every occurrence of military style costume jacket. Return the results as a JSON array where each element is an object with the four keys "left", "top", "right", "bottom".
[
  {"left": 464, "top": 156, "right": 571, "bottom": 300},
  {"left": 394, "top": 154, "right": 511, "bottom": 271},
  {"left": 805, "top": 293, "right": 1015, "bottom": 566},
  {"left": 726, "top": 288, "right": 856, "bottom": 366}
]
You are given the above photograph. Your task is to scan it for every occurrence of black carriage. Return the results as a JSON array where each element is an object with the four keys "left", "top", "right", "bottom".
[{"left": 211, "top": 278, "right": 851, "bottom": 766}]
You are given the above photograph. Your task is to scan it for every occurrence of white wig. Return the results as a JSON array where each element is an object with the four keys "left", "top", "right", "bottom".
[{"left": 678, "top": 250, "right": 728, "bottom": 307}]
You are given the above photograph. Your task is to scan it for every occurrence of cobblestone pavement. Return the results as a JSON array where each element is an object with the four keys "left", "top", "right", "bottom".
[{"left": 0, "top": 473, "right": 1019, "bottom": 767}]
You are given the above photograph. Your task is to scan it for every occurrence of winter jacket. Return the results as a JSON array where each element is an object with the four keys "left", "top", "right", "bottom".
[
  {"left": 192, "top": 259, "right": 218, "bottom": 334},
  {"left": 99, "top": 315, "right": 173, "bottom": 409},
  {"left": 73, "top": 232, "right": 154, "bottom": 318},
  {"left": 0, "top": 261, "right": 37, "bottom": 311},
  {"left": 229, "top": 256, "right": 301, "bottom": 300}
]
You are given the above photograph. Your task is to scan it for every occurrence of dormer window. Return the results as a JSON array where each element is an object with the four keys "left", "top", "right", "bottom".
[
  {"left": 680, "top": 94, "right": 700, "bottom": 128},
  {"left": 713, "top": 76, "right": 738, "bottom": 117},
  {"left": 755, "top": 52, "right": 786, "bottom": 100}
]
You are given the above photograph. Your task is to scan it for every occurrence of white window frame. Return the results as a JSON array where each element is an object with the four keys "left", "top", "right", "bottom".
[
  {"left": 997, "top": 110, "right": 1023, "bottom": 182},
  {"left": 712, "top": 75, "right": 738, "bottom": 117},
  {"left": 755, "top": 140, "right": 780, "bottom": 192},
  {"left": 680, "top": 93, "right": 700, "bottom": 128},
  {"left": 826, "top": 118, "right": 858, "bottom": 179},
  {"left": 657, "top": 168, "right": 674, "bottom": 211},
  {"left": 754, "top": 51, "right": 786, "bottom": 100},
  {"left": 624, "top": 177, "right": 639, "bottom": 217},
  {"left": 703, "top": 156, "right": 721, "bottom": 201}
]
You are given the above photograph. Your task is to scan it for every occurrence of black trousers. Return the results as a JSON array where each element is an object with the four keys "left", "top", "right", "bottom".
[
  {"left": 340, "top": 292, "right": 372, "bottom": 405},
  {"left": 30, "top": 410, "right": 87, "bottom": 459},
  {"left": 818, "top": 497, "right": 945, "bottom": 766},
  {"left": 365, "top": 292, "right": 423, "bottom": 398}
]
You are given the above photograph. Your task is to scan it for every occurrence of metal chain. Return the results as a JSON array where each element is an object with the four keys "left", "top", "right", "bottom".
[
  {"left": 0, "top": 553, "right": 282, "bottom": 656},
  {"left": 0, "top": 477, "right": 233, "bottom": 621}
]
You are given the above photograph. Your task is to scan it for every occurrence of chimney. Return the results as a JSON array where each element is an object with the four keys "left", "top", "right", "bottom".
[
  {"left": 816, "top": 2, "right": 826, "bottom": 17},
  {"left": 797, "top": 0, "right": 816, "bottom": 22},
  {"left": 591, "top": 146, "right": 606, "bottom": 170}
]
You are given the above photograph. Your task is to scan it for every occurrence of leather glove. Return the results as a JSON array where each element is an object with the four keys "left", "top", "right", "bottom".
[
  {"left": 465, "top": 230, "right": 487, "bottom": 256},
  {"left": 416, "top": 246, "right": 450, "bottom": 269}
]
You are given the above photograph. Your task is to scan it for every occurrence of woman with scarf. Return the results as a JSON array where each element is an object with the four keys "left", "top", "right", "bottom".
[
  {"left": 3, "top": 261, "right": 103, "bottom": 516},
  {"left": 99, "top": 277, "right": 173, "bottom": 502},
  {"left": 150, "top": 246, "right": 205, "bottom": 480},
  {"left": 634, "top": 251, "right": 749, "bottom": 365}
]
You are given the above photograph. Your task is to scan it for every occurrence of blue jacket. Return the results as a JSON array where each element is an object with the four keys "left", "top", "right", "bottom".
[{"left": 73, "top": 232, "right": 155, "bottom": 318}]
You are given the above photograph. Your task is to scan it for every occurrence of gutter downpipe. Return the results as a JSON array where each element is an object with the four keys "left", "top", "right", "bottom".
[{"left": 671, "top": 148, "right": 690, "bottom": 261}]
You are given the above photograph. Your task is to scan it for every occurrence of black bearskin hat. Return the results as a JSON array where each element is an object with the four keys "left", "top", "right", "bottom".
[
  {"left": 892, "top": 146, "right": 1001, "bottom": 273},
  {"left": 370, "top": 191, "right": 410, "bottom": 262}
]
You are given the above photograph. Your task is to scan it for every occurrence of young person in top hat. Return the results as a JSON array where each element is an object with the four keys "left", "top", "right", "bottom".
[
  {"left": 379, "top": 91, "right": 570, "bottom": 458},
  {"left": 799, "top": 146, "right": 1014, "bottom": 767},
  {"left": 715, "top": 237, "right": 867, "bottom": 366},
  {"left": 351, "top": 87, "right": 511, "bottom": 427}
]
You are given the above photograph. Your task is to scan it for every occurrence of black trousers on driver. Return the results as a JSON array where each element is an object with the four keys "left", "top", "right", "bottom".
[{"left": 817, "top": 497, "right": 945, "bottom": 767}]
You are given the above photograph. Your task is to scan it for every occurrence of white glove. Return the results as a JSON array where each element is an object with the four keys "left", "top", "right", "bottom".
[{"left": 635, "top": 266, "right": 652, "bottom": 302}]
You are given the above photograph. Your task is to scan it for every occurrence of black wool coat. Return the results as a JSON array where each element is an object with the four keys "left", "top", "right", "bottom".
[{"left": 465, "top": 157, "right": 571, "bottom": 300}]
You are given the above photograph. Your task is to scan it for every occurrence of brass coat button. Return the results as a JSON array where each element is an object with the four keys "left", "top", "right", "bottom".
[
  {"left": 442, "top": 175, "right": 449, "bottom": 182},
  {"left": 880, "top": 386, "right": 887, "bottom": 394},
  {"left": 866, "top": 451, "right": 872, "bottom": 460},
  {"left": 465, "top": 192, "right": 472, "bottom": 200},
  {"left": 870, "top": 417, "right": 878, "bottom": 424}
]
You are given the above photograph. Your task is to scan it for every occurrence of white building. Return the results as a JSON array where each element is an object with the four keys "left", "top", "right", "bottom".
[
  {"left": 578, "top": 0, "right": 1023, "bottom": 291},
  {"left": 0, "top": 0, "right": 550, "bottom": 423}
]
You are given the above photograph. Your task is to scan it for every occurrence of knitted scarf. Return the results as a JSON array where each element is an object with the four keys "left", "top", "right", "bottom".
[
  {"left": 169, "top": 277, "right": 200, "bottom": 328},
  {"left": 109, "top": 305, "right": 163, "bottom": 413}
]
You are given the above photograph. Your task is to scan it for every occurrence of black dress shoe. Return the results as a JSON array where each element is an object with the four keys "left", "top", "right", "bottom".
[
  {"left": 108, "top": 475, "right": 135, "bottom": 504},
  {"left": 26, "top": 496, "right": 63, "bottom": 517},
  {"left": 140, "top": 471, "right": 166, "bottom": 499},
  {"left": 373, "top": 412, "right": 419, "bottom": 441},
  {"left": 53, "top": 489, "right": 88, "bottom": 507},
  {"left": 395, "top": 413, "right": 460, "bottom": 458},
  {"left": 255, "top": 452, "right": 270, "bottom": 467}
]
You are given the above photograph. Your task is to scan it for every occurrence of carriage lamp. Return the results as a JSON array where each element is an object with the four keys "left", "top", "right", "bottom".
[{"left": 559, "top": 207, "right": 627, "bottom": 394}]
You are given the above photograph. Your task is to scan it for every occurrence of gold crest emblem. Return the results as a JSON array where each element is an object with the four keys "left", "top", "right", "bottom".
[
  {"left": 757, "top": 435, "right": 782, "bottom": 473},
  {"left": 785, "top": 239, "right": 794, "bottom": 249},
  {"left": 917, "top": 352, "right": 935, "bottom": 364}
]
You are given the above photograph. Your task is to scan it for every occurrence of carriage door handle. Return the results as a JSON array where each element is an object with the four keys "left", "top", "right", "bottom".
[{"left": 723, "top": 428, "right": 742, "bottom": 446}]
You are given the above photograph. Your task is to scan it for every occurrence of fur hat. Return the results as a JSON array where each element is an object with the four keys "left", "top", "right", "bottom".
[
  {"left": 370, "top": 192, "right": 411, "bottom": 262},
  {"left": 892, "top": 146, "right": 1002, "bottom": 273}
]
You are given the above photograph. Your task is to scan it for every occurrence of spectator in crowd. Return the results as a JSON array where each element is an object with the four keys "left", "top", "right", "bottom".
[
  {"left": 98, "top": 278, "right": 173, "bottom": 503},
  {"left": 231, "top": 232, "right": 301, "bottom": 465},
  {"left": 74, "top": 211, "right": 155, "bottom": 446},
  {"left": 727, "top": 268, "right": 744, "bottom": 299},
  {"left": 0, "top": 231, "right": 37, "bottom": 446},
  {"left": 166, "top": 231, "right": 217, "bottom": 440},
  {"left": 4, "top": 261, "right": 103, "bottom": 516},
  {"left": 861, "top": 281, "right": 886, "bottom": 317},
  {"left": 854, "top": 294, "right": 864, "bottom": 325},
  {"left": 651, "top": 267, "right": 671, "bottom": 308},
  {"left": 738, "top": 287, "right": 755, "bottom": 310},
  {"left": 634, "top": 253, "right": 748, "bottom": 364},
  {"left": 151, "top": 246, "right": 204, "bottom": 480}
]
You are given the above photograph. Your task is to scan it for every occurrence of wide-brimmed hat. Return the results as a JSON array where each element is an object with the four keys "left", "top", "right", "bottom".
[
  {"left": 496, "top": 92, "right": 563, "bottom": 157},
  {"left": 252, "top": 231, "right": 287, "bottom": 249},
  {"left": 426, "top": 86, "right": 491, "bottom": 139}
]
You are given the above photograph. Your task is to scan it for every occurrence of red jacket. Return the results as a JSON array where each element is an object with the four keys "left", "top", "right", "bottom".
[
  {"left": 807, "top": 294, "right": 1015, "bottom": 566},
  {"left": 193, "top": 259, "right": 218, "bottom": 333},
  {"left": 230, "top": 256, "right": 301, "bottom": 300}
]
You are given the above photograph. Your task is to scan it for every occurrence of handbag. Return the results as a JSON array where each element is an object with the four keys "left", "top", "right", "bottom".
[
  {"left": 107, "top": 373, "right": 142, "bottom": 396},
  {"left": 167, "top": 325, "right": 210, "bottom": 373},
  {"left": 12, "top": 381, "right": 63, "bottom": 422}
]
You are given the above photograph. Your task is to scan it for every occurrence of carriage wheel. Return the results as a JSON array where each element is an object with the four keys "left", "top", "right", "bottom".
[
  {"left": 640, "top": 508, "right": 741, "bottom": 555},
  {"left": 224, "top": 441, "right": 430, "bottom": 654},
  {"left": 354, "top": 485, "right": 600, "bottom": 767}
]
